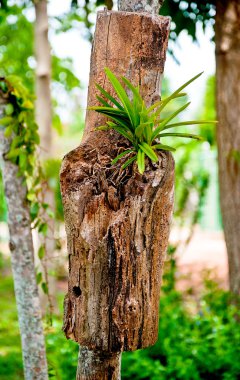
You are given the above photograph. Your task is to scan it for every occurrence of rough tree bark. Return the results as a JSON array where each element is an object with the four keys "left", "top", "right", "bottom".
[
  {"left": 0, "top": 98, "right": 48, "bottom": 379},
  {"left": 215, "top": 0, "right": 240, "bottom": 295},
  {"left": 34, "top": 0, "right": 55, "bottom": 312},
  {"left": 60, "top": 4, "right": 174, "bottom": 380}
]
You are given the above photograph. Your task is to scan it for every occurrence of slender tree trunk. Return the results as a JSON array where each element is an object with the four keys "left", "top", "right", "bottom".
[
  {"left": 0, "top": 99, "right": 48, "bottom": 379},
  {"left": 61, "top": 2, "right": 173, "bottom": 378},
  {"left": 34, "top": 0, "right": 55, "bottom": 312},
  {"left": 34, "top": 0, "right": 52, "bottom": 158},
  {"left": 215, "top": 0, "right": 240, "bottom": 295}
]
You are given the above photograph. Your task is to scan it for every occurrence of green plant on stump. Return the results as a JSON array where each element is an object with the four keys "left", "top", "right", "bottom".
[{"left": 89, "top": 67, "right": 217, "bottom": 174}]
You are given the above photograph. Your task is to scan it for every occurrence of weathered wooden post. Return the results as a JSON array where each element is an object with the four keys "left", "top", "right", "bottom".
[{"left": 60, "top": 0, "right": 174, "bottom": 378}]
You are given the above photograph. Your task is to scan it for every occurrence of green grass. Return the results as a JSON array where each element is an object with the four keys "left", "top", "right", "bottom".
[
  {"left": 1, "top": 257, "right": 240, "bottom": 380},
  {"left": 0, "top": 272, "right": 78, "bottom": 380},
  {"left": 0, "top": 275, "right": 23, "bottom": 379}
]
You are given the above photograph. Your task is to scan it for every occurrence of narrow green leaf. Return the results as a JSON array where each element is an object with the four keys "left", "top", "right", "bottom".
[
  {"left": 121, "top": 155, "right": 137, "bottom": 170},
  {"left": 170, "top": 72, "right": 203, "bottom": 98},
  {"left": 96, "top": 95, "right": 111, "bottom": 107},
  {"left": 147, "top": 92, "right": 187, "bottom": 114},
  {"left": 135, "top": 122, "right": 152, "bottom": 138},
  {"left": 152, "top": 102, "right": 191, "bottom": 141},
  {"left": 111, "top": 149, "right": 134, "bottom": 165},
  {"left": 162, "top": 120, "right": 218, "bottom": 131},
  {"left": 121, "top": 76, "right": 143, "bottom": 104},
  {"left": 159, "top": 132, "right": 203, "bottom": 140},
  {"left": 95, "top": 125, "right": 111, "bottom": 131},
  {"left": 88, "top": 106, "right": 127, "bottom": 117},
  {"left": 152, "top": 144, "right": 176, "bottom": 152},
  {"left": 105, "top": 67, "right": 136, "bottom": 127},
  {"left": 137, "top": 149, "right": 145, "bottom": 174},
  {"left": 111, "top": 125, "right": 134, "bottom": 143},
  {"left": 97, "top": 112, "right": 134, "bottom": 133},
  {"left": 154, "top": 73, "right": 203, "bottom": 116},
  {"left": 95, "top": 83, "right": 124, "bottom": 110},
  {"left": 139, "top": 142, "right": 158, "bottom": 162},
  {"left": 107, "top": 121, "right": 117, "bottom": 127}
]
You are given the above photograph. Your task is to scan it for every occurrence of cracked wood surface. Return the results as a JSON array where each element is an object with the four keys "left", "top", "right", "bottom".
[{"left": 60, "top": 10, "right": 173, "bottom": 363}]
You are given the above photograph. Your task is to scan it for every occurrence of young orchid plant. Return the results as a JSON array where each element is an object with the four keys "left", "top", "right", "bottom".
[{"left": 89, "top": 67, "right": 216, "bottom": 174}]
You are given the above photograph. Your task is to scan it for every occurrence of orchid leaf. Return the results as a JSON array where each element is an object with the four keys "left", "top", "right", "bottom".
[{"left": 90, "top": 67, "right": 210, "bottom": 174}]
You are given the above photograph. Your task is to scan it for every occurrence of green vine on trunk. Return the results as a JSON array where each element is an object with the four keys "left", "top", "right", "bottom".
[{"left": 0, "top": 75, "right": 52, "bottom": 313}]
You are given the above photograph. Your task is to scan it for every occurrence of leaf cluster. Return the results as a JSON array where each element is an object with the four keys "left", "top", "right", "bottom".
[
  {"left": 90, "top": 67, "right": 217, "bottom": 174},
  {"left": 0, "top": 75, "right": 39, "bottom": 177},
  {"left": 0, "top": 75, "right": 51, "bottom": 293}
]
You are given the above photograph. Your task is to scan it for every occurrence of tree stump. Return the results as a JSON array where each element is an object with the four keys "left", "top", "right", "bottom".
[{"left": 60, "top": 9, "right": 174, "bottom": 379}]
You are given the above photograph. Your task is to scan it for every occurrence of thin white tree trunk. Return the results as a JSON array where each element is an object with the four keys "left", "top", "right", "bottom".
[
  {"left": 34, "top": 0, "right": 52, "bottom": 158},
  {"left": 0, "top": 100, "right": 48, "bottom": 379},
  {"left": 34, "top": 0, "right": 56, "bottom": 312}
]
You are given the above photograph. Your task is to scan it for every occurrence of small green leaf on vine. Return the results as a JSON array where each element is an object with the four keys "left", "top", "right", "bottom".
[
  {"left": 38, "top": 246, "right": 45, "bottom": 260},
  {"left": 36, "top": 272, "right": 42, "bottom": 285},
  {"left": 38, "top": 222, "right": 48, "bottom": 236},
  {"left": 41, "top": 282, "right": 49, "bottom": 295}
]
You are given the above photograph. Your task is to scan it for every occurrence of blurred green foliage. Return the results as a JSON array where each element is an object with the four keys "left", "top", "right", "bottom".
[
  {"left": 1, "top": 250, "right": 240, "bottom": 380},
  {"left": 0, "top": 170, "right": 7, "bottom": 221},
  {"left": 0, "top": 268, "right": 78, "bottom": 380},
  {"left": 160, "top": 0, "right": 215, "bottom": 45},
  {"left": 0, "top": 4, "right": 80, "bottom": 93},
  {"left": 0, "top": 2, "right": 82, "bottom": 223},
  {"left": 0, "top": 5, "right": 34, "bottom": 90},
  {"left": 199, "top": 76, "right": 216, "bottom": 146},
  {"left": 122, "top": 249, "right": 240, "bottom": 380},
  {"left": 43, "top": 158, "right": 64, "bottom": 222}
]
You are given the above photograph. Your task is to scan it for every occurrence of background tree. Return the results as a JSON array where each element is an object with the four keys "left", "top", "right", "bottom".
[
  {"left": 0, "top": 79, "right": 48, "bottom": 380},
  {"left": 34, "top": 0, "right": 56, "bottom": 313},
  {"left": 0, "top": 0, "right": 81, "bottom": 312},
  {"left": 160, "top": 0, "right": 240, "bottom": 295}
]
